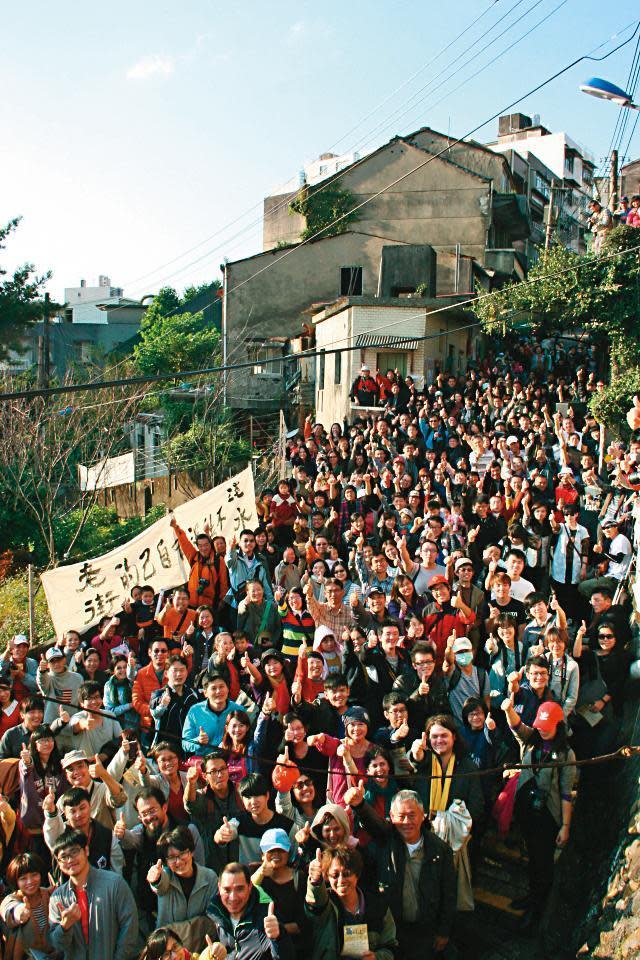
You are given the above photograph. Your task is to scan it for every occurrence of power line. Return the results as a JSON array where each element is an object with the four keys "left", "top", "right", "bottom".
[
  {"left": 3, "top": 241, "right": 639, "bottom": 404},
  {"left": 166, "top": 21, "right": 640, "bottom": 326}
]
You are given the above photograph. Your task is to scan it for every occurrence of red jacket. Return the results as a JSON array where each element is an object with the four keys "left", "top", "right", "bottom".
[{"left": 132, "top": 662, "right": 165, "bottom": 730}]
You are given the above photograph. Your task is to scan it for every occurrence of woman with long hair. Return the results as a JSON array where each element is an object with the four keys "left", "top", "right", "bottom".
[
  {"left": 18, "top": 725, "right": 64, "bottom": 867},
  {"left": 388, "top": 574, "right": 427, "bottom": 628},
  {"left": 502, "top": 698, "right": 577, "bottom": 928},
  {"left": 103, "top": 654, "right": 138, "bottom": 728},
  {"left": 219, "top": 710, "right": 259, "bottom": 783},
  {"left": 486, "top": 614, "right": 525, "bottom": 710}
]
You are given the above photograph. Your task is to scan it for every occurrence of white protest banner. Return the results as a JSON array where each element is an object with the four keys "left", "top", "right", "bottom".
[{"left": 41, "top": 466, "right": 258, "bottom": 639}]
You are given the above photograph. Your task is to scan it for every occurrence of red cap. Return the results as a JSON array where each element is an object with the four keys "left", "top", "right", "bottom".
[
  {"left": 429, "top": 575, "right": 450, "bottom": 589},
  {"left": 532, "top": 701, "right": 564, "bottom": 734}
]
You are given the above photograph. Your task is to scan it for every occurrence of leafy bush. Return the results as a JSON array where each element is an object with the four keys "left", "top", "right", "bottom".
[
  {"left": 590, "top": 367, "right": 640, "bottom": 438},
  {"left": 0, "top": 574, "right": 55, "bottom": 644}
]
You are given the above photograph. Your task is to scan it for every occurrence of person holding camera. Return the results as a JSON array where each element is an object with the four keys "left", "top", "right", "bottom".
[
  {"left": 501, "top": 696, "right": 577, "bottom": 930},
  {"left": 170, "top": 514, "right": 218, "bottom": 610}
]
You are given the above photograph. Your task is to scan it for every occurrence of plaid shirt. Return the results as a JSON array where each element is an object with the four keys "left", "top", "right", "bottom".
[{"left": 307, "top": 593, "right": 353, "bottom": 636}]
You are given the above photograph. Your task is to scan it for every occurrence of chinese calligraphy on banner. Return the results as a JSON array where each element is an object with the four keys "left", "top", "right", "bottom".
[{"left": 41, "top": 466, "right": 258, "bottom": 638}]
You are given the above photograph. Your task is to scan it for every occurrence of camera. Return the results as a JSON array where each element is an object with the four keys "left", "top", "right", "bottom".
[{"left": 196, "top": 578, "right": 209, "bottom": 595}]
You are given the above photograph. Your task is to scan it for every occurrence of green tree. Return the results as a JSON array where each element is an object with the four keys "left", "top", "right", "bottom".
[
  {"left": 473, "top": 226, "right": 640, "bottom": 431},
  {"left": 0, "top": 217, "right": 51, "bottom": 359},
  {"left": 132, "top": 284, "right": 250, "bottom": 486},
  {"left": 289, "top": 186, "right": 358, "bottom": 242}
]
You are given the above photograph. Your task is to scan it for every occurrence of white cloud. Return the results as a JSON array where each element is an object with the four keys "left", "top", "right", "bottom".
[
  {"left": 126, "top": 54, "right": 175, "bottom": 81},
  {"left": 287, "top": 21, "right": 308, "bottom": 43}
]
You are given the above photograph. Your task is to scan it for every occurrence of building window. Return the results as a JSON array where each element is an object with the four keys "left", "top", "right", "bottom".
[
  {"left": 318, "top": 351, "right": 325, "bottom": 390},
  {"left": 334, "top": 351, "right": 341, "bottom": 385},
  {"left": 377, "top": 352, "right": 409, "bottom": 377},
  {"left": 247, "top": 342, "right": 283, "bottom": 376},
  {"left": 340, "top": 266, "right": 363, "bottom": 296},
  {"left": 565, "top": 153, "right": 574, "bottom": 174}
]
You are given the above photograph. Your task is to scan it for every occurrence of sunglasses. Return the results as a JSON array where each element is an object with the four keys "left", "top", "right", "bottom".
[
  {"left": 598, "top": 633, "right": 614, "bottom": 639},
  {"left": 294, "top": 778, "right": 314, "bottom": 788}
]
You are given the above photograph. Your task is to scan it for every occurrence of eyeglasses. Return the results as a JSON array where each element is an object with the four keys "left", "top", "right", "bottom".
[
  {"left": 166, "top": 850, "right": 190, "bottom": 864},
  {"left": 205, "top": 766, "right": 228, "bottom": 777},
  {"left": 57, "top": 846, "right": 82, "bottom": 862},
  {"left": 294, "top": 778, "right": 313, "bottom": 788}
]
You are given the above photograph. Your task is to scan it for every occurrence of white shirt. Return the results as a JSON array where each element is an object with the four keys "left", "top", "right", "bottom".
[{"left": 606, "top": 533, "right": 632, "bottom": 580}]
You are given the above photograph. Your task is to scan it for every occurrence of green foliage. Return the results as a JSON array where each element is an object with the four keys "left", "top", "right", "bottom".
[
  {"left": 0, "top": 574, "right": 54, "bottom": 644},
  {"left": 589, "top": 367, "right": 640, "bottom": 438},
  {"left": 289, "top": 187, "right": 358, "bottom": 242},
  {"left": 0, "top": 217, "right": 51, "bottom": 360},
  {"left": 54, "top": 504, "right": 166, "bottom": 564},
  {"left": 473, "top": 227, "right": 640, "bottom": 427},
  {"left": 134, "top": 285, "right": 221, "bottom": 375},
  {"left": 164, "top": 411, "right": 252, "bottom": 480}
]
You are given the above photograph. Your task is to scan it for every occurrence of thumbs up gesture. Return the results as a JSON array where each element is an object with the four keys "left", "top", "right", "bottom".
[
  {"left": 186, "top": 764, "right": 200, "bottom": 783},
  {"left": 14, "top": 898, "right": 31, "bottom": 924},
  {"left": 411, "top": 732, "right": 428, "bottom": 763},
  {"left": 344, "top": 777, "right": 366, "bottom": 808},
  {"left": 20, "top": 745, "right": 32, "bottom": 766},
  {"left": 263, "top": 900, "right": 280, "bottom": 940},
  {"left": 42, "top": 785, "right": 56, "bottom": 816},
  {"left": 215, "top": 816, "right": 237, "bottom": 844},
  {"left": 114, "top": 811, "right": 127, "bottom": 840},
  {"left": 204, "top": 935, "right": 227, "bottom": 960},
  {"left": 147, "top": 858, "right": 163, "bottom": 885},
  {"left": 295, "top": 819, "right": 311, "bottom": 846},
  {"left": 308, "top": 847, "right": 325, "bottom": 885},
  {"left": 198, "top": 726, "right": 209, "bottom": 746}
]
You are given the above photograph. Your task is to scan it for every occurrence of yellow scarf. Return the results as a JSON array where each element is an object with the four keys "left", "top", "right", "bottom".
[{"left": 429, "top": 752, "right": 455, "bottom": 818}]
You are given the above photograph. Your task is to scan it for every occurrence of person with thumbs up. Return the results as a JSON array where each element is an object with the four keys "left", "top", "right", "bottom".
[
  {"left": 181, "top": 674, "right": 243, "bottom": 756},
  {"left": 0, "top": 851, "right": 54, "bottom": 958},
  {"left": 207, "top": 862, "right": 294, "bottom": 959},
  {"left": 49, "top": 827, "right": 139, "bottom": 960},
  {"left": 17, "top": 724, "right": 65, "bottom": 846}
]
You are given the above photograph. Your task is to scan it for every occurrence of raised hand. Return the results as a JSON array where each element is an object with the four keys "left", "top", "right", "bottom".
[
  {"left": 392, "top": 720, "right": 410, "bottom": 741},
  {"left": 294, "top": 820, "right": 311, "bottom": 846},
  {"left": 411, "top": 731, "right": 428, "bottom": 762},
  {"left": 42, "top": 785, "right": 56, "bottom": 816},
  {"left": 59, "top": 901, "right": 82, "bottom": 930},
  {"left": 308, "top": 847, "right": 324, "bottom": 885},
  {"left": 88, "top": 755, "right": 105, "bottom": 780},
  {"left": 147, "top": 858, "right": 163, "bottom": 885},
  {"left": 486, "top": 715, "right": 497, "bottom": 732},
  {"left": 343, "top": 778, "right": 366, "bottom": 807},
  {"left": 198, "top": 726, "right": 209, "bottom": 746},
  {"left": 59, "top": 704, "right": 70, "bottom": 724},
  {"left": 307, "top": 733, "right": 325, "bottom": 750},
  {"left": 203, "top": 935, "right": 227, "bottom": 960},
  {"left": 215, "top": 816, "right": 237, "bottom": 844},
  {"left": 20, "top": 745, "right": 32, "bottom": 766},
  {"left": 186, "top": 764, "right": 200, "bottom": 783},
  {"left": 262, "top": 693, "right": 276, "bottom": 716},
  {"left": 114, "top": 812, "right": 127, "bottom": 840},
  {"left": 418, "top": 677, "right": 430, "bottom": 697}
]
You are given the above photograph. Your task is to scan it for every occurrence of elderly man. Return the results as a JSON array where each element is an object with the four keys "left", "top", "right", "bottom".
[{"left": 343, "top": 785, "right": 456, "bottom": 960}]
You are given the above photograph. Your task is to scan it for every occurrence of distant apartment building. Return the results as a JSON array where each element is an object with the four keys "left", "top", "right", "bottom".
[{"left": 486, "top": 113, "right": 596, "bottom": 254}]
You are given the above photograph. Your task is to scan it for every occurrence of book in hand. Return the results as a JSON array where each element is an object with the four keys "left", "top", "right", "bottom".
[{"left": 341, "top": 922, "right": 369, "bottom": 956}]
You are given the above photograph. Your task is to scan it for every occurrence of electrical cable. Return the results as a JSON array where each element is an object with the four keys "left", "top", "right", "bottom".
[
  {"left": 153, "top": 21, "right": 640, "bottom": 327},
  {"left": 30, "top": 689, "right": 640, "bottom": 781},
  {"left": 3, "top": 240, "right": 638, "bottom": 404}
]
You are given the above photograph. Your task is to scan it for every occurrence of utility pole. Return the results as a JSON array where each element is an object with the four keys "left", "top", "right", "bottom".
[
  {"left": 609, "top": 149, "right": 619, "bottom": 211},
  {"left": 545, "top": 180, "right": 557, "bottom": 251},
  {"left": 38, "top": 292, "right": 51, "bottom": 389},
  {"left": 278, "top": 409, "right": 287, "bottom": 480}
]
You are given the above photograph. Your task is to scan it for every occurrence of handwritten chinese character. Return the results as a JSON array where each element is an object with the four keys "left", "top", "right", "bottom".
[
  {"left": 115, "top": 557, "right": 139, "bottom": 592},
  {"left": 156, "top": 539, "right": 173, "bottom": 570},
  {"left": 139, "top": 547, "right": 157, "bottom": 580},
  {"left": 76, "top": 562, "right": 106, "bottom": 593}
]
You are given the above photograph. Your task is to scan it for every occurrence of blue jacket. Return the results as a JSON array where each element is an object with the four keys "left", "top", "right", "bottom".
[
  {"left": 182, "top": 697, "right": 243, "bottom": 755},
  {"left": 225, "top": 549, "right": 273, "bottom": 606}
]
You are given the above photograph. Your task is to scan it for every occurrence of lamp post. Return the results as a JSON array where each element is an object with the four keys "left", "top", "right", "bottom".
[
  {"left": 579, "top": 77, "right": 639, "bottom": 109},
  {"left": 580, "top": 78, "right": 639, "bottom": 210}
]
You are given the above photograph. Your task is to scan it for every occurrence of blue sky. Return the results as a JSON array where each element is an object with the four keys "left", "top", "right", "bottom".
[{"left": 2, "top": 0, "right": 639, "bottom": 303}]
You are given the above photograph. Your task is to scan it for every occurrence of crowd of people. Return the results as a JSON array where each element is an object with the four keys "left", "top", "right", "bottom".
[{"left": 0, "top": 335, "right": 637, "bottom": 960}]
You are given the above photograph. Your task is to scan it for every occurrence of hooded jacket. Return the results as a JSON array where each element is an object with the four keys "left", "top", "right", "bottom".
[{"left": 207, "top": 885, "right": 294, "bottom": 960}]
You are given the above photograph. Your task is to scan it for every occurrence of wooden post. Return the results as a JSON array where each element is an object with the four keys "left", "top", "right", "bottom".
[
  {"left": 278, "top": 409, "right": 287, "bottom": 480},
  {"left": 27, "top": 564, "right": 35, "bottom": 644}
]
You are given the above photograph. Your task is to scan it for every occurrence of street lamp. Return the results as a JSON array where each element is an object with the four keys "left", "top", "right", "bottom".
[{"left": 579, "top": 77, "right": 639, "bottom": 109}]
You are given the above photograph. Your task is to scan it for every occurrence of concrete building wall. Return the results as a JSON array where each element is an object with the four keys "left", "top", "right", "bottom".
[
  {"left": 263, "top": 192, "right": 306, "bottom": 250},
  {"left": 313, "top": 302, "right": 471, "bottom": 428}
]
